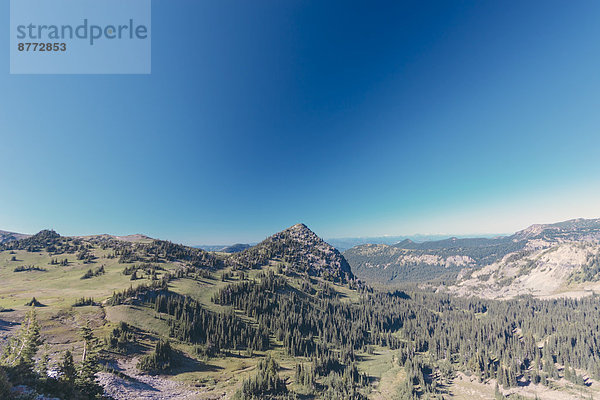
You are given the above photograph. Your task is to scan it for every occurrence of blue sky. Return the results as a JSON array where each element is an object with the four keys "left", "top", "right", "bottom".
[{"left": 1, "top": 0, "right": 600, "bottom": 244}]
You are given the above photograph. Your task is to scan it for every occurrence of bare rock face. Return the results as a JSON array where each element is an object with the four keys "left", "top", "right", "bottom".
[
  {"left": 444, "top": 218, "right": 600, "bottom": 299},
  {"left": 448, "top": 242, "right": 600, "bottom": 299},
  {"left": 232, "top": 223, "right": 355, "bottom": 283},
  {"left": 345, "top": 217, "right": 600, "bottom": 293}
]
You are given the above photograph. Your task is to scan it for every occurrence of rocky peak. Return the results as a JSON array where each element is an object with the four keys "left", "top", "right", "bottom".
[
  {"left": 277, "top": 223, "right": 325, "bottom": 244},
  {"left": 233, "top": 223, "right": 355, "bottom": 283},
  {"left": 397, "top": 238, "right": 414, "bottom": 245}
]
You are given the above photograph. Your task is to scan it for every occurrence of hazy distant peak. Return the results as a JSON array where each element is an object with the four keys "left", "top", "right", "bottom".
[
  {"left": 219, "top": 243, "right": 251, "bottom": 253},
  {"left": 395, "top": 238, "right": 414, "bottom": 246}
]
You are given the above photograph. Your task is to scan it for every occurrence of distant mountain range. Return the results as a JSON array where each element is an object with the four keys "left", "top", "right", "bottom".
[
  {"left": 195, "top": 243, "right": 253, "bottom": 253},
  {"left": 343, "top": 218, "right": 600, "bottom": 298},
  {"left": 0, "top": 223, "right": 355, "bottom": 284},
  {"left": 0, "top": 229, "right": 30, "bottom": 244},
  {"left": 343, "top": 234, "right": 520, "bottom": 284},
  {"left": 5, "top": 218, "right": 600, "bottom": 298},
  {"left": 324, "top": 234, "right": 504, "bottom": 252},
  {"left": 447, "top": 218, "right": 600, "bottom": 298},
  {"left": 197, "top": 234, "right": 503, "bottom": 253}
]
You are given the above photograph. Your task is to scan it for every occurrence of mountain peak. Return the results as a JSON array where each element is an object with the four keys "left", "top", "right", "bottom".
[
  {"left": 395, "top": 238, "right": 415, "bottom": 248},
  {"left": 282, "top": 223, "right": 321, "bottom": 238},
  {"left": 31, "top": 229, "right": 61, "bottom": 240},
  {"left": 287, "top": 223, "right": 310, "bottom": 232},
  {"left": 233, "top": 223, "right": 355, "bottom": 283}
]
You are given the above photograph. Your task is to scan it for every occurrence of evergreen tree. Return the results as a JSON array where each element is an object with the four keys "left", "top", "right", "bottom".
[
  {"left": 1, "top": 306, "right": 42, "bottom": 371},
  {"left": 37, "top": 344, "right": 50, "bottom": 377},
  {"left": 137, "top": 339, "right": 174, "bottom": 373},
  {"left": 76, "top": 324, "right": 103, "bottom": 398},
  {"left": 0, "top": 367, "right": 11, "bottom": 399},
  {"left": 58, "top": 350, "right": 77, "bottom": 385}
]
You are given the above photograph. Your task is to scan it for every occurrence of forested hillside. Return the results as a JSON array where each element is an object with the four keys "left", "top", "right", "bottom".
[{"left": 1, "top": 223, "right": 600, "bottom": 399}]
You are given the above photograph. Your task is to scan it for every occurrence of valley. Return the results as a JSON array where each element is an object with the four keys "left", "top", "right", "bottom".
[{"left": 1, "top": 220, "right": 600, "bottom": 399}]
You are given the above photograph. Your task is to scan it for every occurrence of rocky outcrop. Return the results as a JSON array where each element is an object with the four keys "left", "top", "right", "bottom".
[{"left": 231, "top": 223, "right": 355, "bottom": 283}]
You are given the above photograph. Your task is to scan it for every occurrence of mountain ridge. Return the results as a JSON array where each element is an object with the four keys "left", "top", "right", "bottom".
[
  {"left": 3, "top": 219, "right": 600, "bottom": 398},
  {"left": 0, "top": 223, "right": 355, "bottom": 285},
  {"left": 344, "top": 217, "right": 600, "bottom": 289},
  {"left": 0, "top": 229, "right": 30, "bottom": 244}
]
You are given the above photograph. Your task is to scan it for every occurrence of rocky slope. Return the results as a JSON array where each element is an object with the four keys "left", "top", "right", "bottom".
[
  {"left": 446, "top": 218, "right": 600, "bottom": 299},
  {"left": 231, "top": 223, "right": 355, "bottom": 283},
  {"left": 448, "top": 239, "right": 600, "bottom": 299},
  {"left": 512, "top": 218, "right": 600, "bottom": 242},
  {"left": 345, "top": 218, "right": 600, "bottom": 296}
]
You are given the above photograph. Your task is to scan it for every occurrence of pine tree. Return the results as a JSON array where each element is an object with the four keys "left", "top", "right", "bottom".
[
  {"left": 37, "top": 344, "right": 50, "bottom": 377},
  {"left": 1, "top": 306, "right": 42, "bottom": 371},
  {"left": 58, "top": 350, "right": 77, "bottom": 385},
  {"left": 0, "top": 367, "right": 11, "bottom": 399},
  {"left": 76, "top": 323, "right": 103, "bottom": 398},
  {"left": 137, "top": 339, "right": 174, "bottom": 373}
]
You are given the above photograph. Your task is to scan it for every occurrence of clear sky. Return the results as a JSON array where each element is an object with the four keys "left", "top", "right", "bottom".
[{"left": 1, "top": 1, "right": 600, "bottom": 244}]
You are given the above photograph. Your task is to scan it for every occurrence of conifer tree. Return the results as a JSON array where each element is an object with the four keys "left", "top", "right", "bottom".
[
  {"left": 0, "top": 367, "right": 11, "bottom": 399},
  {"left": 1, "top": 306, "right": 42, "bottom": 370},
  {"left": 76, "top": 323, "right": 103, "bottom": 398},
  {"left": 58, "top": 350, "right": 77, "bottom": 385}
]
